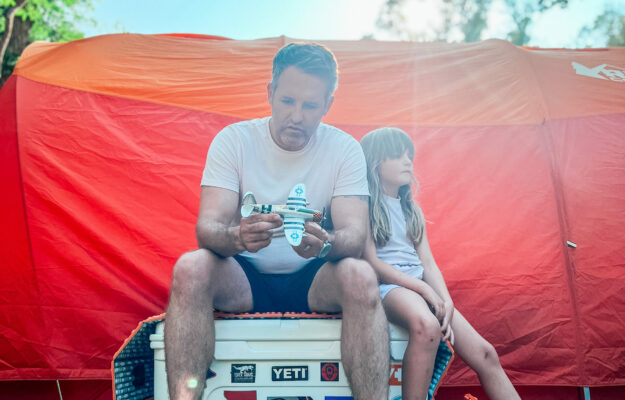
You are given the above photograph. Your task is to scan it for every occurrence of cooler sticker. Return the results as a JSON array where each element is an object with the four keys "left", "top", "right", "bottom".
[
  {"left": 206, "top": 368, "right": 216, "bottom": 379},
  {"left": 391, "top": 396, "right": 402, "bottom": 400},
  {"left": 224, "top": 391, "right": 257, "bottom": 400},
  {"left": 324, "top": 397, "right": 353, "bottom": 400},
  {"left": 231, "top": 363, "right": 256, "bottom": 383},
  {"left": 320, "top": 362, "right": 339, "bottom": 381},
  {"left": 267, "top": 397, "right": 312, "bottom": 400},
  {"left": 389, "top": 364, "right": 402, "bottom": 386},
  {"left": 271, "top": 365, "right": 309, "bottom": 381}
]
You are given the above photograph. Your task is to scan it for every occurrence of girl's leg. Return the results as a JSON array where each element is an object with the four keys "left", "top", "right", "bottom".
[
  {"left": 450, "top": 309, "right": 521, "bottom": 400},
  {"left": 383, "top": 288, "right": 441, "bottom": 400}
]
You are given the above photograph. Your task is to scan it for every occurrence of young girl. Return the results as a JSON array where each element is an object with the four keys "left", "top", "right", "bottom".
[{"left": 360, "top": 127, "right": 520, "bottom": 400}]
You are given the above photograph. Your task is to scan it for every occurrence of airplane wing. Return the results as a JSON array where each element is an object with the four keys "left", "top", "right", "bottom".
[{"left": 284, "top": 184, "right": 307, "bottom": 246}]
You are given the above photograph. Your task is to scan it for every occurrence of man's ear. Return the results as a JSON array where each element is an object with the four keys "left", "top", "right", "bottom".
[
  {"left": 267, "top": 82, "right": 274, "bottom": 102},
  {"left": 323, "top": 95, "right": 335, "bottom": 115}
]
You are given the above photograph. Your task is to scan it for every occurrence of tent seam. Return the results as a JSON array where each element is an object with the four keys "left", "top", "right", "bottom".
[{"left": 519, "top": 47, "right": 585, "bottom": 386}]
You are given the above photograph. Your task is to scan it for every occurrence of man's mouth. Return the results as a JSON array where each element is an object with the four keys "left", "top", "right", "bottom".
[{"left": 286, "top": 126, "right": 304, "bottom": 134}]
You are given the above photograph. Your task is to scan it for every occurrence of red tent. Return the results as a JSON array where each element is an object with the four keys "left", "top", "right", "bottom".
[{"left": 1, "top": 34, "right": 624, "bottom": 399}]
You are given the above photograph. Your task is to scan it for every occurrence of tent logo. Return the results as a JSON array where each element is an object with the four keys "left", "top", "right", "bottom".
[{"left": 572, "top": 62, "right": 625, "bottom": 82}]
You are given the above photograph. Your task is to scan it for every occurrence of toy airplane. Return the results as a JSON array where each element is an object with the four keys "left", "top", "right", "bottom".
[{"left": 240, "top": 183, "right": 323, "bottom": 246}]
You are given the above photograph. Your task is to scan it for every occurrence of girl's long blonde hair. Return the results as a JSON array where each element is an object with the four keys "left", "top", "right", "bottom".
[{"left": 360, "top": 127, "right": 425, "bottom": 248}]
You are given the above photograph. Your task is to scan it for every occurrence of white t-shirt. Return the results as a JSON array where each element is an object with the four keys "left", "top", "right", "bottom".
[
  {"left": 201, "top": 117, "right": 369, "bottom": 273},
  {"left": 375, "top": 195, "right": 423, "bottom": 267}
]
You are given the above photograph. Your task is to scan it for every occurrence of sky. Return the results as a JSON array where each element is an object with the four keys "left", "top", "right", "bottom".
[{"left": 76, "top": 0, "right": 623, "bottom": 48}]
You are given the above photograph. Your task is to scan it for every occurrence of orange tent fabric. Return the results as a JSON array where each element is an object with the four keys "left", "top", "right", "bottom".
[{"left": 1, "top": 34, "right": 624, "bottom": 390}]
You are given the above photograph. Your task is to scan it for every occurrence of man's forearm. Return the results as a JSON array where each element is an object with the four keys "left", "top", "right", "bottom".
[
  {"left": 326, "top": 227, "right": 366, "bottom": 261},
  {"left": 196, "top": 221, "right": 244, "bottom": 258},
  {"left": 325, "top": 195, "right": 369, "bottom": 261}
]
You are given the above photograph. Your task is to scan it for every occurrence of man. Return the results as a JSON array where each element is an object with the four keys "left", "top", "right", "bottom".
[{"left": 164, "top": 43, "right": 389, "bottom": 400}]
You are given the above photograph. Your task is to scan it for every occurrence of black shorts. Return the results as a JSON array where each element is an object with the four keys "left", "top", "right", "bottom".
[{"left": 233, "top": 255, "right": 326, "bottom": 313}]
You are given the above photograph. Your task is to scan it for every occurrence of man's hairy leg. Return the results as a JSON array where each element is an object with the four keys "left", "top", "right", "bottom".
[
  {"left": 165, "top": 249, "right": 252, "bottom": 400},
  {"left": 309, "top": 258, "right": 389, "bottom": 400}
]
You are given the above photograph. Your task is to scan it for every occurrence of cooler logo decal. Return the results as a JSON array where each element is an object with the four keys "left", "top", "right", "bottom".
[
  {"left": 231, "top": 363, "right": 256, "bottom": 383},
  {"left": 324, "top": 397, "right": 353, "bottom": 400},
  {"left": 224, "top": 391, "right": 256, "bottom": 400},
  {"left": 267, "top": 397, "right": 312, "bottom": 400},
  {"left": 390, "top": 364, "right": 402, "bottom": 386},
  {"left": 271, "top": 365, "right": 309, "bottom": 381},
  {"left": 320, "top": 362, "right": 339, "bottom": 381}
]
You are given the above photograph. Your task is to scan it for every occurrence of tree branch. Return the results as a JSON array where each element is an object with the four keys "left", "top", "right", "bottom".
[{"left": 1, "top": 0, "right": 29, "bottom": 81}]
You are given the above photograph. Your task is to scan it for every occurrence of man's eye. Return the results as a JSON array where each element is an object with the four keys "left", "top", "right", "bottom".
[
  {"left": 303, "top": 103, "right": 318, "bottom": 110},
  {"left": 281, "top": 98, "right": 294, "bottom": 105}
]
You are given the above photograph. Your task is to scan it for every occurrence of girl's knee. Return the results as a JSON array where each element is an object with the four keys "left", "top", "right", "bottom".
[
  {"left": 407, "top": 312, "right": 441, "bottom": 348},
  {"left": 482, "top": 342, "right": 501, "bottom": 366},
  {"left": 473, "top": 340, "right": 503, "bottom": 372}
]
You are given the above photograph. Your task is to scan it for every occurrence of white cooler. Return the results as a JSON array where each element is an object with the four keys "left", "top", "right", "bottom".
[{"left": 147, "top": 316, "right": 453, "bottom": 400}]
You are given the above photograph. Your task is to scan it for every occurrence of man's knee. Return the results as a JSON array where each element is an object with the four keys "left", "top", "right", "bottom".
[
  {"left": 171, "top": 248, "right": 217, "bottom": 291},
  {"left": 335, "top": 258, "right": 380, "bottom": 308}
]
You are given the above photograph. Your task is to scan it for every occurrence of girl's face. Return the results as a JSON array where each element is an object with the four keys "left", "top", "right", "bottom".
[{"left": 378, "top": 149, "right": 413, "bottom": 197}]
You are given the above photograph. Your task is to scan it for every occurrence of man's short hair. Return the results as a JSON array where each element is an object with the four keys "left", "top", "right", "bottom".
[{"left": 271, "top": 42, "right": 338, "bottom": 98}]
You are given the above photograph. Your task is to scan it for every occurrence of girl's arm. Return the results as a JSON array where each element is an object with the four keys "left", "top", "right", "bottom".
[
  {"left": 363, "top": 235, "right": 445, "bottom": 320},
  {"left": 416, "top": 225, "right": 454, "bottom": 341}
]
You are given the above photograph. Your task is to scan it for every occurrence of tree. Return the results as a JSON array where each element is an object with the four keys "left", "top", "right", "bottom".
[
  {"left": 505, "top": 0, "right": 568, "bottom": 46},
  {"left": 1, "top": 0, "right": 92, "bottom": 87},
  {"left": 373, "top": 0, "right": 569, "bottom": 45},
  {"left": 579, "top": 6, "right": 625, "bottom": 47}
]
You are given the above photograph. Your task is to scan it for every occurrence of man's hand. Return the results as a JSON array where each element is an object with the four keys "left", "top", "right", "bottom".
[
  {"left": 238, "top": 213, "right": 283, "bottom": 253},
  {"left": 292, "top": 221, "right": 330, "bottom": 259}
]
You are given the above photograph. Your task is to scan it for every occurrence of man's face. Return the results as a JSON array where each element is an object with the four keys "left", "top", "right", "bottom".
[{"left": 268, "top": 66, "right": 334, "bottom": 151}]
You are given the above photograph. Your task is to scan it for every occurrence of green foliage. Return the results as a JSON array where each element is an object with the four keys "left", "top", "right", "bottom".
[
  {"left": 505, "top": 0, "right": 568, "bottom": 46},
  {"left": 458, "top": 0, "right": 492, "bottom": 42},
  {"left": 579, "top": 6, "right": 625, "bottom": 47},
  {"left": 372, "top": 0, "right": 597, "bottom": 46},
  {"left": 9, "top": 0, "right": 93, "bottom": 42},
  {"left": 1, "top": 0, "right": 93, "bottom": 86}
]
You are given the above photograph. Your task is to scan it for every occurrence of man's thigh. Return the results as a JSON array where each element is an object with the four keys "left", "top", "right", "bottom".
[
  {"left": 307, "top": 260, "right": 344, "bottom": 313},
  {"left": 210, "top": 253, "right": 253, "bottom": 313}
]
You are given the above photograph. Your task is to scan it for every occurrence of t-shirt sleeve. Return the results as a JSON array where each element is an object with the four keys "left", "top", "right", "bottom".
[
  {"left": 200, "top": 126, "right": 240, "bottom": 193},
  {"left": 333, "top": 136, "right": 370, "bottom": 197}
]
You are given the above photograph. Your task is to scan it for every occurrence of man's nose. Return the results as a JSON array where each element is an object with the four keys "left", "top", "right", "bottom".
[{"left": 290, "top": 105, "right": 303, "bottom": 123}]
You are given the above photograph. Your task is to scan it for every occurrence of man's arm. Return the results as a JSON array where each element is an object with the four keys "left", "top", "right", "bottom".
[
  {"left": 291, "top": 195, "right": 368, "bottom": 260},
  {"left": 325, "top": 195, "right": 369, "bottom": 260},
  {"left": 196, "top": 186, "right": 282, "bottom": 257}
]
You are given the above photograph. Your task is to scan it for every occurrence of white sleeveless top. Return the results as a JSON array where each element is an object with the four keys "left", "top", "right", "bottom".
[{"left": 375, "top": 194, "right": 423, "bottom": 269}]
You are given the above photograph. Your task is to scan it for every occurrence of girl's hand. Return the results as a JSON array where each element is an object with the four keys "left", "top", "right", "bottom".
[
  {"left": 440, "top": 301, "right": 455, "bottom": 342},
  {"left": 444, "top": 326, "right": 455, "bottom": 346},
  {"left": 420, "top": 285, "right": 445, "bottom": 322}
]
